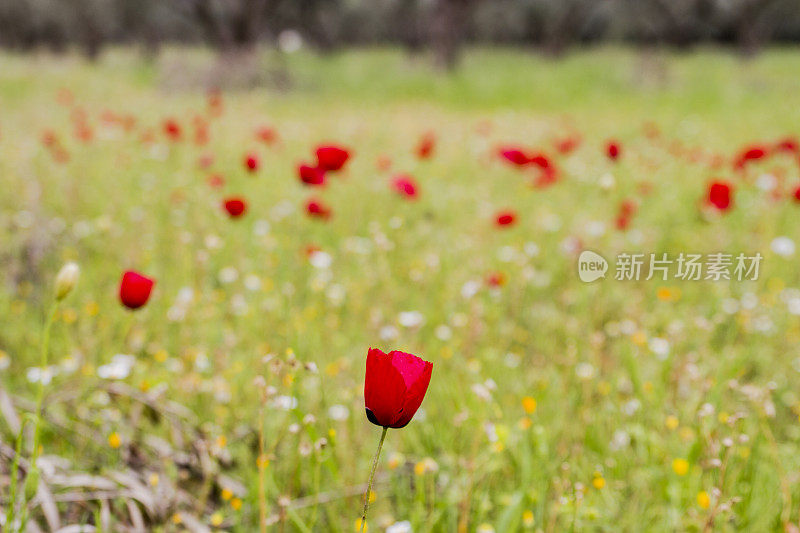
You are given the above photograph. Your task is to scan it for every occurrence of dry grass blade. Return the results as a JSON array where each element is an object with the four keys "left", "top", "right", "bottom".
[
  {"left": 54, "top": 526, "right": 96, "bottom": 533},
  {"left": 0, "top": 385, "right": 21, "bottom": 434},
  {"left": 176, "top": 513, "right": 212, "bottom": 533},
  {"left": 33, "top": 479, "right": 61, "bottom": 531},
  {"left": 125, "top": 500, "right": 145, "bottom": 532}
]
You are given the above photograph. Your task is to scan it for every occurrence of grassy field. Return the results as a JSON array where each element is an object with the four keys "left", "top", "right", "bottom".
[{"left": 2, "top": 47, "right": 800, "bottom": 532}]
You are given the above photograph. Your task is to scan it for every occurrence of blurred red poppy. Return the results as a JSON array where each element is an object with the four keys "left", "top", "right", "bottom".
[
  {"left": 496, "top": 211, "right": 517, "bottom": 227},
  {"left": 499, "top": 147, "right": 529, "bottom": 167},
  {"left": 298, "top": 164, "right": 326, "bottom": 186},
  {"left": 554, "top": 136, "right": 581, "bottom": 154},
  {"left": 207, "top": 90, "right": 223, "bottom": 116},
  {"left": 615, "top": 199, "right": 637, "bottom": 230},
  {"left": 528, "top": 152, "right": 552, "bottom": 170},
  {"left": 793, "top": 185, "right": 800, "bottom": 202},
  {"left": 306, "top": 198, "right": 332, "bottom": 219},
  {"left": 606, "top": 140, "right": 621, "bottom": 161},
  {"left": 392, "top": 175, "right": 419, "bottom": 199},
  {"left": 257, "top": 126, "right": 278, "bottom": 145},
  {"left": 316, "top": 145, "right": 350, "bottom": 172},
  {"left": 119, "top": 271, "right": 155, "bottom": 310},
  {"left": 207, "top": 174, "right": 225, "bottom": 188},
  {"left": 224, "top": 197, "right": 247, "bottom": 218},
  {"left": 416, "top": 132, "right": 436, "bottom": 159},
  {"left": 244, "top": 153, "right": 259, "bottom": 173},
  {"left": 486, "top": 271, "right": 506, "bottom": 287},
  {"left": 163, "top": 119, "right": 181, "bottom": 141},
  {"left": 364, "top": 348, "right": 432, "bottom": 428},
  {"left": 708, "top": 181, "right": 733, "bottom": 211},
  {"left": 774, "top": 137, "right": 799, "bottom": 155},
  {"left": 734, "top": 145, "right": 767, "bottom": 169}
]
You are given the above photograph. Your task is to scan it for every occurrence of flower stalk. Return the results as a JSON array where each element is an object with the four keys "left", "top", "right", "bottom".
[{"left": 360, "top": 426, "right": 388, "bottom": 533}]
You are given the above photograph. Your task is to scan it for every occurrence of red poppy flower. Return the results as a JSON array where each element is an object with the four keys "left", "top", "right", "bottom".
[
  {"left": 528, "top": 152, "right": 552, "bottom": 170},
  {"left": 775, "top": 137, "right": 799, "bottom": 155},
  {"left": 42, "top": 130, "right": 58, "bottom": 147},
  {"left": 305, "top": 198, "right": 332, "bottom": 219},
  {"left": 495, "top": 211, "right": 517, "bottom": 227},
  {"left": 315, "top": 145, "right": 350, "bottom": 172},
  {"left": 244, "top": 153, "right": 259, "bottom": 173},
  {"left": 707, "top": 181, "right": 733, "bottom": 211},
  {"left": 734, "top": 145, "right": 767, "bottom": 169},
  {"left": 392, "top": 175, "right": 419, "bottom": 199},
  {"left": 364, "top": 348, "right": 432, "bottom": 428},
  {"left": 554, "top": 136, "right": 580, "bottom": 154},
  {"left": 256, "top": 126, "right": 278, "bottom": 145},
  {"left": 533, "top": 166, "right": 559, "bottom": 188},
  {"left": 499, "top": 147, "right": 530, "bottom": 167},
  {"left": 198, "top": 154, "right": 214, "bottom": 169},
  {"left": 163, "top": 119, "right": 181, "bottom": 141},
  {"left": 223, "top": 197, "right": 247, "bottom": 218},
  {"left": 486, "top": 271, "right": 506, "bottom": 287},
  {"left": 793, "top": 185, "right": 800, "bottom": 203},
  {"left": 416, "top": 132, "right": 436, "bottom": 159},
  {"left": 193, "top": 118, "right": 209, "bottom": 145},
  {"left": 298, "top": 164, "right": 326, "bottom": 186},
  {"left": 615, "top": 199, "right": 637, "bottom": 230},
  {"left": 606, "top": 140, "right": 621, "bottom": 161},
  {"left": 119, "top": 271, "right": 155, "bottom": 310},
  {"left": 207, "top": 174, "right": 225, "bottom": 188}
]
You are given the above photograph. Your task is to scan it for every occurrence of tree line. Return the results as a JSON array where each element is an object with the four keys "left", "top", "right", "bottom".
[{"left": 0, "top": 0, "right": 798, "bottom": 67}]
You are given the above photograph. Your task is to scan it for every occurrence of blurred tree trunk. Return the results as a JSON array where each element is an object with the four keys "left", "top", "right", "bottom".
[
  {"left": 543, "top": 0, "right": 592, "bottom": 57},
  {"left": 432, "top": 0, "right": 478, "bottom": 71},
  {"left": 734, "top": 0, "right": 781, "bottom": 56},
  {"left": 397, "top": 0, "right": 423, "bottom": 54},
  {"left": 74, "top": 0, "right": 105, "bottom": 60},
  {"left": 181, "top": 0, "right": 270, "bottom": 52}
]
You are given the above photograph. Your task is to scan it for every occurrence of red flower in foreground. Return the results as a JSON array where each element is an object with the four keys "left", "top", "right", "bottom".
[
  {"left": 298, "top": 164, "right": 326, "bottom": 186},
  {"left": 364, "top": 348, "right": 432, "bottom": 429},
  {"left": 119, "top": 271, "right": 155, "bottom": 310},
  {"left": 359, "top": 347, "right": 433, "bottom": 530},
  {"left": 416, "top": 132, "right": 436, "bottom": 159},
  {"left": 315, "top": 145, "right": 350, "bottom": 172},
  {"left": 792, "top": 185, "right": 800, "bottom": 203},
  {"left": 495, "top": 211, "right": 517, "bottom": 227},
  {"left": 305, "top": 198, "right": 332, "bottom": 219},
  {"left": 707, "top": 181, "right": 733, "bottom": 211},
  {"left": 223, "top": 197, "right": 247, "bottom": 218},
  {"left": 244, "top": 153, "right": 259, "bottom": 173},
  {"left": 392, "top": 175, "right": 419, "bottom": 199},
  {"left": 606, "top": 140, "right": 621, "bottom": 161}
]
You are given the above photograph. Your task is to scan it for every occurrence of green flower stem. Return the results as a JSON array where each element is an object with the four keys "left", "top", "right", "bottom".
[{"left": 360, "top": 426, "right": 388, "bottom": 533}]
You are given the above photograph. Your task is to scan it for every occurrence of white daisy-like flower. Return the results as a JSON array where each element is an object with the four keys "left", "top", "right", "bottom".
[
  {"left": 398, "top": 311, "right": 424, "bottom": 328},
  {"left": 97, "top": 354, "right": 135, "bottom": 380},
  {"left": 327, "top": 404, "right": 349, "bottom": 421},
  {"left": 771, "top": 236, "right": 795, "bottom": 257},
  {"left": 309, "top": 251, "right": 332, "bottom": 269}
]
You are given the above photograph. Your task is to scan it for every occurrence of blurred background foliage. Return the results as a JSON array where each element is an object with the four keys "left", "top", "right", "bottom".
[{"left": 1, "top": 0, "right": 800, "bottom": 68}]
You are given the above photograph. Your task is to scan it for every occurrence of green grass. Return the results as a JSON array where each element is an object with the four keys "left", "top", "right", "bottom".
[{"left": 1, "top": 46, "right": 800, "bottom": 532}]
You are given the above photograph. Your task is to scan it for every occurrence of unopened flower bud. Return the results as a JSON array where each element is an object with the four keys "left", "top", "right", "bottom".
[{"left": 54, "top": 262, "right": 80, "bottom": 300}]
